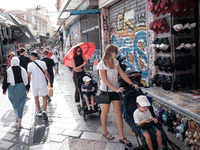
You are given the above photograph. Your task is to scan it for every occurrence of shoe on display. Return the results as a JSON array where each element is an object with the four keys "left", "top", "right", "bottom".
[
  {"left": 42, "top": 111, "right": 48, "bottom": 121},
  {"left": 36, "top": 111, "right": 42, "bottom": 117}
]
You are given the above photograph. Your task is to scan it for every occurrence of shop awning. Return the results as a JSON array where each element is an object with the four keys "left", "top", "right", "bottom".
[
  {"left": 13, "top": 25, "right": 37, "bottom": 43},
  {"left": 0, "top": 12, "right": 30, "bottom": 37}
]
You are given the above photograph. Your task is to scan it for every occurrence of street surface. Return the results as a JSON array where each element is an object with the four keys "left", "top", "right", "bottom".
[{"left": 0, "top": 65, "right": 188, "bottom": 150}]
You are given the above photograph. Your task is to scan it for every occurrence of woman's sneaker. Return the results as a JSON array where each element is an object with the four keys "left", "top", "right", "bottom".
[
  {"left": 36, "top": 111, "right": 42, "bottom": 117},
  {"left": 42, "top": 111, "right": 48, "bottom": 121}
]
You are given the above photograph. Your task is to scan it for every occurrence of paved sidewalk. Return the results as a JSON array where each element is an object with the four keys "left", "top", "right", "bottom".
[
  {"left": 0, "top": 86, "right": 35, "bottom": 150},
  {"left": 0, "top": 65, "right": 188, "bottom": 150}
]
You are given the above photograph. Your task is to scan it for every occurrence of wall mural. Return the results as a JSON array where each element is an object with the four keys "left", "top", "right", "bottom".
[
  {"left": 110, "top": 8, "right": 148, "bottom": 82},
  {"left": 70, "top": 21, "right": 81, "bottom": 46}
]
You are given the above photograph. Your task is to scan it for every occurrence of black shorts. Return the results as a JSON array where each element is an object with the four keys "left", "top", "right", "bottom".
[{"left": 100, "top": 90, "right": 121, "bottom": 102}]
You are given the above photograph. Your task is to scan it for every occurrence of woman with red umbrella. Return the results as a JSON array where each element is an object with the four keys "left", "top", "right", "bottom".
[{"left": 72, "top": 46, "right": 88, "bottom": 106}]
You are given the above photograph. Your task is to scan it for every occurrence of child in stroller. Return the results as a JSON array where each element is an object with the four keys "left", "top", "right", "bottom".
[
  {"left": 77, "top": 73, "right": 101, "bottom": 119},
  {"left": 81, "top": 76, "right": 95, "bottom": 111},
  {"left": 133, "top": 95, "right": 163, "bottom": 150},
  {"left": 121, "top": 89, "right": 180, "bottom": 150}
]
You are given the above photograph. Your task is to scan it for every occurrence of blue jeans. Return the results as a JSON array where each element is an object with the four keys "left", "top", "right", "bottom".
[
  {"left": 55, "top": 62, "right": 59, "bottom": 73},
  {"left": 8, "top": 84, "right": 26, "bottom": 119}
]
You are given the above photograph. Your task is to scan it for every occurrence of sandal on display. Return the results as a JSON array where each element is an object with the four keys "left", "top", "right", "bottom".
[
  {"left": 119, "top": 137, "right": 133, "bottom": 147},
  {"left": 103, "top": 131, "right": 115, "bottom": 140}
]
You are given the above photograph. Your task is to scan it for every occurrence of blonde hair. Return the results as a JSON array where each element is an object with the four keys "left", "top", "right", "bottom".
[{"left": 102, "top": 44, "right": 118, "bottom": 60}]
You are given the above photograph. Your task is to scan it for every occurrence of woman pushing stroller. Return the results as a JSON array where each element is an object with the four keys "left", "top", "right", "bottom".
[
  {"left": 97, "top": 44, "right": 139, "bottom": 146},
  {"left": 133, "top": 95, "right": 163, "bottom": 150}
]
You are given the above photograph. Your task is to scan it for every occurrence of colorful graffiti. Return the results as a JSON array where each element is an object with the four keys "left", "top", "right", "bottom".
[
  {"left": 70, "top": 21, "right": 81, "bottom": 46},
  {"left": 110, "top": 9, "right": 148, "bottom": 80}
]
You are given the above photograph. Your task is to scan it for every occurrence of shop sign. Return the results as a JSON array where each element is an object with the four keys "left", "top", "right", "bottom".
[{"left": 70, "top": 9, "right": 100, "bottom": 15}]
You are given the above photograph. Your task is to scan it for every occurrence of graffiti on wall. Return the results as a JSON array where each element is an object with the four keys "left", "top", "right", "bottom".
[
  {"left": 110, "top": 8, "right": 148, "bottom": 80},
  {"left": 70, "top": 21, "right": 81, "bottom": 46}
]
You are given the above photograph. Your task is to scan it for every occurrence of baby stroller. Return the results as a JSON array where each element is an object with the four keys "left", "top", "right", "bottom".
[
  {"left": 121, "top": 89, "right": 181, "bottom": 150},
  {"left": 77, "top": 73, "right": 101, "bottom": 120}
]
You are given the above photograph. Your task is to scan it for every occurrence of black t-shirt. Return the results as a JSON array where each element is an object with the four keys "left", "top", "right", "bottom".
[
  {"left": 19, "top": 55, "right": 31, "bottom": 71},
  {"left": 41, "top": 57, "right": 55, "bottom": 76}
]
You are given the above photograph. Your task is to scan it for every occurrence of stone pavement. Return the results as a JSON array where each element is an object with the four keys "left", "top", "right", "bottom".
[
  {"left": 0, "top": 84, "right": 35, "bottom": 150},
  {"left": 0, "top": 64, "right": 188, "bottom": 150}
]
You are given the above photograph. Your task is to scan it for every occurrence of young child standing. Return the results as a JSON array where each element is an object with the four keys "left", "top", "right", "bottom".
[
  {"left": 81, "top": 76, "right": 95, "bottom": 110},
  {"left": 133, "top": 95, "right": 163, "bottom": 150}
]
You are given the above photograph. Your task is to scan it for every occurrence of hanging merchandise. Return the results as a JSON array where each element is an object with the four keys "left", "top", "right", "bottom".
[
  {"left": 0, "top": 25, "right": 4, "bottom": 40},
  {"left": 184, "top": 121, "right": 200, "bottom": 149}
]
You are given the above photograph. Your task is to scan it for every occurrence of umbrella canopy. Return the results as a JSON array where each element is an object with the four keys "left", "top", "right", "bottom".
[{"left": 64, "top": 42, "right": 96, "bottom": 67}]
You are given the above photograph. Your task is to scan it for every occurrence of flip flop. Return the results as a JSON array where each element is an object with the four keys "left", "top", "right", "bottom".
[
  {"left": 119, "top": 137, "right": 132, "bottom": 147},
  {"left": 103, "top": 131, "right": 115, "bottom": 140}
]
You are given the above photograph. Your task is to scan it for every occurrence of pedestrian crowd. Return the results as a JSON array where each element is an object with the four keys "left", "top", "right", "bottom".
[
  {"left": 2, "top": 47, "right": 60, "bottom": 128},
  {"left": 2, "top": 44, "right": 165, "bottom": 150}
]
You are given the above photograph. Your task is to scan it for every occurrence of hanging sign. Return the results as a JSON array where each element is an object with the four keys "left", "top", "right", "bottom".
[{"left": 70, "top": 9, "right": 100, "bottom": 15}]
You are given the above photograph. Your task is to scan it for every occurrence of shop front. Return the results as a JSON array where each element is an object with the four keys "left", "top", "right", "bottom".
[{"left": 99, "top": 0, "right": 200, "bottom": 149}]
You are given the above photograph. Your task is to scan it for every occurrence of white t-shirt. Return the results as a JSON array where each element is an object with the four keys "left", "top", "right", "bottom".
[
  {"left": 96, "top": 59, "right": 119, "bottom": 92},
  {"left": 51, "top": 55, "right": 59, "bottom": 63},
  {"left": 28, "top": 60, "right": 47, "bottom": 89},
  {"left": 133, "top": 109, "right": 153, "bottom": 124}
]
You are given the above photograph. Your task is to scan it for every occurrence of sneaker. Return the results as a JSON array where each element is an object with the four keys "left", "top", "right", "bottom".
[
  {"left": 36, "top": 111, "right": 42, "bottom": 117},
  {"left": 42, "top": 111, "right": 48, "bottom": 121},
  {"left": 26, "top": 97, "right": 30, "bottom": 100}
]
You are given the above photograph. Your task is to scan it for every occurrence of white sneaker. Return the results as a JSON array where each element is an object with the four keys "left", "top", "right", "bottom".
[{"left": 36, "top": 111, "right": 42, "bottom": 117}]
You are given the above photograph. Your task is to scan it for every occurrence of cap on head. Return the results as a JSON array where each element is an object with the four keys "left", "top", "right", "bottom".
[
  {"left": 31, "top": 51, "right": 38, "bottom": 57},
  {"left": 136, "top": 95, "right": 150, "bottom": 107},
  {"left": 83, "top": 76, "right": 91, "bottom": 82}
]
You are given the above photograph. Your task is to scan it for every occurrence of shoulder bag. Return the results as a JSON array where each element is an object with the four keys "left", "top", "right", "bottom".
[
  {"left": 33, "top": 61, "right": 53, "bottom": 97},
  {"left": 94, "top": 61, "right": 110, "bottom": 104},
  {"left": 33, "top": 61, "right": 48, "bottom": 85}
]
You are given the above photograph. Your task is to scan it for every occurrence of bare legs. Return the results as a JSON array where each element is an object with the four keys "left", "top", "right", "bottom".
[
  {"left": 142, "top": 129, "right": 162, "bottom": 150},
  {"left": 112, "top": 100, "right": 124, "bottom": 139},
  {"left": 34, "top": 96, "right": 48, "bottom": 112},
  {"left": 16, "top": 118, "right": 22, "bottom": 128},
  {"left": 101, "top": 101, "right": 124, "bottom": 139},
  {"left": 101, "top": 103, "right": 110, "bottom": 134},
  {"left": 84, "top": 95, "right": 95, "bottom": 110}
]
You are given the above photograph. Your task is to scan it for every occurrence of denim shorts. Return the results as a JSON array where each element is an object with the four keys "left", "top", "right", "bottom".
[
  {"left": 140, "top": 125, "right": 158, "bottom": 134},
  {"left": 100, "top": 90, "right": 121, "bottom": 102}
]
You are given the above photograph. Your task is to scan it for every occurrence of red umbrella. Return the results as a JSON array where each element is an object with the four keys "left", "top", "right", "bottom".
[{"left": 64, "top": 42, "right": 96, "bottom": 67}]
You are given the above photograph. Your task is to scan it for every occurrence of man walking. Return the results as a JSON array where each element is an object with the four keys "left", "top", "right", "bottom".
[
  {"left": 42, "top": 50, "right": 57, "bottom": 102},
  {"left": 19, "top": 48, "right": 31, "bottom": 71},
  {"left": 28, "top": 52, "right": 50, "bottom": 121},
  {"left": 19, "top": 48, "right": 31, "bottom": 100}
]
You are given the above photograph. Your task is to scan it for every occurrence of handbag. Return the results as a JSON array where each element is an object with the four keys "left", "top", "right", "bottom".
[
  {"left": 95, "top": 87, "right": 110, "bottom": 104},
  {"left": 95, "top": 62, "right": 110, "bottom": 104},
  {"left": 48, "top": 86, "right": 53, "bottom": 97}
]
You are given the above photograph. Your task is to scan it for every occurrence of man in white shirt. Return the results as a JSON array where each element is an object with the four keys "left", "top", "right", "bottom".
[{"left": 28, "top": 52, "right": 50, "bottom": 121}]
